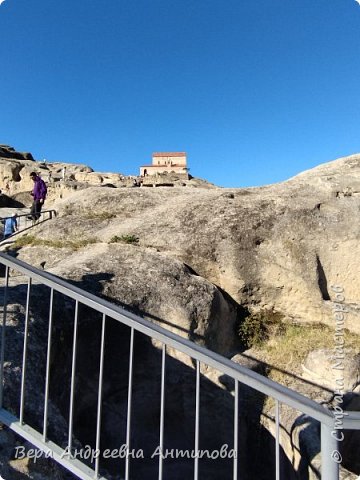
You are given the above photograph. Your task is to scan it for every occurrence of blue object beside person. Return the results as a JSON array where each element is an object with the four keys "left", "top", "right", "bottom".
[{"left": 3, "top": 213, "right": 18, "bottom": 239}]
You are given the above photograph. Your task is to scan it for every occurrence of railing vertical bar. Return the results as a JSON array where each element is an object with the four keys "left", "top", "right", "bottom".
[
  {"left": 94, "top": 313, "right": 106, "bottom": 477},
  {"left": 275, "top": 399, "right": 280, "bottom": 480},
  {"left": 233, "top": 380, "right": 238, "bottom": 480},
  {"left": 194, "top": 360, "right": 200, "bottom": 480},
  {"left": 158, "top": 344, "right": 166, "bottom": 480},
  {"left": 43, "top": 288, "right": 54, "bottom": 441},
  {"left": 321, "top": 423, "right": 339, "bottom": 480},
  {"left": 20, "top": 277, "right": 32, "bottom": 424},
  {"left": 68, "top": 299, "right": 79, "bottom": 451},
  {"left": 125, "top": 327, "right": 135, "bottom": 480},
  {"left": 0, "top": 265, "right": 9, "bottom": 409}
]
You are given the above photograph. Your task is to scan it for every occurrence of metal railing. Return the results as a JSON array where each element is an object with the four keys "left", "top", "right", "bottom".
[
  {"left": 0, "top": 252, "right": 359, "bottom": 479},
  {"left": 0, "top": 210, "right": 57, "bottom": 240}
]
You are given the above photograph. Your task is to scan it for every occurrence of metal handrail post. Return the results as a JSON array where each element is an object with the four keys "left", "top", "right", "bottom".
[
  {"left": 194, "top": 360, "right": 200, "bottom": 480},
  {"left": 68, "top": 300, "right": 79, "bottom": 451},
  {"left": 321, "top": 423, "right": 339, "bottom": 480},
  {"left": 95, "top": 313, "right": 106, "bottom": 477},
  {"left": 43, "top": 288, "right": 54, "bottom": 441},
  {"left": 233, "top": 380, "right": 238, "bottom": 480},
  {"left": 158, "top": 344, "right": 166, "bottom": 480},
  {"left": 275, "top": 400, "right": 280, "bottom": 480},
  {"left": 0, "top": 266, "right": 9, "bottom": 409},
  {"left": 125, "top": 328, "right": 135, "bottom": 480},
  {"left": 20, "top": 277, "right": 32, "bottom": 424}
]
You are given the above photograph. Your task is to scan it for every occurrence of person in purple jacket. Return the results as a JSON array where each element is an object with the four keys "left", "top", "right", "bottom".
[{"left": 28, "top": 171, "right": 47, "bottom": 221}]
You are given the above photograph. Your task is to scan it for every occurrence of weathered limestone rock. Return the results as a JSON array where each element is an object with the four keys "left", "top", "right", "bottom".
[
  {"left": 73, "top": 171, "right": 123, "bottom": 185},
  {"left": 1, "top": 150, "right": 360, "bottom": 478},
  {"left": 0, "top": 146, "right": 215, "bottom": 209},
  {"left": 31, "top": 152, "right": 360, "bottom": 336},
  {"left": 0, "top": 145, "right": 34, "bottom": 161},
  {"left": 46, "top": 243, "right": 239, "bottom": 355},
  {"left": 302, "top": 349, "right": 360, "bottom": 391}
]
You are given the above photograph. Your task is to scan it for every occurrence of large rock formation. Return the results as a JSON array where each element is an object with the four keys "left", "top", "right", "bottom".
[
  {"left": 1, "top": 151, "right": 360, "bottom": 478},
  {"left": 0, "top": 145, "right": 94, "bottom": 200},
  {"left": 0, "top": 145, "right": 34, "bottom": 161},
  {"left": 15, "top": 153, "right": 360, "bottom": 334},
  {"left": 0, "top": 145, "right": 214, "bottom": 209}
]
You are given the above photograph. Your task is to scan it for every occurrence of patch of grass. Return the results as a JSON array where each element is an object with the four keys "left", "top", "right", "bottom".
[
  {"left": 251, "top": 322, "right": 360, "bottom": 405},
  {"left": 109, "top": 234, "right": 139, "bottom": 245},
  {"left": 238, "top": 309, "right": 285, "bottom": 349},
  {"left": 237, "top": 320, "right": 360, "bottom": 415},
  {"left": 84, "top": 212, "right": 116, "bottom": 220},
  {"left": 69, "top": 238, "right": 98, "bottom": 250},
  {"left": 261, "top": 323, "right": 359, "bottom": 374},
  {"left": 13, "top": 235, "right": 37, "bottom": 247},
  {"left": 14, "top": 234, "right": 97, "bottom": 251},
  {"left": 62, "top": 205, "right": 116, "bottom": 220}
]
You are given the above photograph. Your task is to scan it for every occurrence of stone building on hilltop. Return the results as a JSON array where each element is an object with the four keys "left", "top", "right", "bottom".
[{"left": 140, "top": 152, "right": 189, "bottom": 179}]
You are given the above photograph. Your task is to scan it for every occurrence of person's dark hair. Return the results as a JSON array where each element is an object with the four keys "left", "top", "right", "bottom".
[{"left": 30, "top": 171, "right": 37, "bottom": 178}]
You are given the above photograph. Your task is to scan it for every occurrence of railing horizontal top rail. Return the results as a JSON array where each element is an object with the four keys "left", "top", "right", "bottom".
[
  {"left": 0, "top": 209, "right": 57, "bottom": 220},
  {"left": 0, "top": 252, "right": 359, "bottom": 430}
]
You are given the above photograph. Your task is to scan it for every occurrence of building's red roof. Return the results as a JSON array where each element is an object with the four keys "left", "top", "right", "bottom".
[
  {"left": 140, "top": 164, "right": 187, "bottom": 168},
  {"left": 152, "top": 152, "right": 186, "bottom": 157}
]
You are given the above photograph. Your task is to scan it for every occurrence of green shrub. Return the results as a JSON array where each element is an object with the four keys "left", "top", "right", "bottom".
[
  {"left": 238, "top": 309, "right": 284, "bottom": 348},
  {"left": 109, "top": 234, "right": 139, "bottom": 244}
]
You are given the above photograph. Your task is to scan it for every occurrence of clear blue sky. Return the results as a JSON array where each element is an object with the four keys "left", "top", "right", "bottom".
[{"left": 1, "top": 0, "right": 360, "bottom": 187}]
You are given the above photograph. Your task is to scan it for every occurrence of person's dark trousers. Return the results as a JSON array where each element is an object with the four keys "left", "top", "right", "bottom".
[{"left": 30, "top": 200, "right": 43, "bottom": 220}]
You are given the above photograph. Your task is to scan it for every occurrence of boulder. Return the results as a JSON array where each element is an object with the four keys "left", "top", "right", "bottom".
[
  {"left": 302, "top": 349, "right": 360, "bottom": 391},
  {"left": 0, "top": 145, "right": 34, "bottom": 161},
  {"left": 45, "top": 243, "right": 240, "bottom": 356}
]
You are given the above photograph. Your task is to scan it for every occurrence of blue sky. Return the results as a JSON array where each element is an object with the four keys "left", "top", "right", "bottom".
[{"left": 1, "top": 0, "right": 360, "bottom": 187}]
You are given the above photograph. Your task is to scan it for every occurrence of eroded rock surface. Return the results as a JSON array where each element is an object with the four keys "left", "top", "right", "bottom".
[
  {"left": 19, "top": 152, "right": 360, "bottom": 335},
  {"left": 1, "top": 151, "right": 360, "bottom": 478}
]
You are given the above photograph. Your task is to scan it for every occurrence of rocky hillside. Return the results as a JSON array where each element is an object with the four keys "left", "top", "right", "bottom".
[
  {"left": 0, "top": 145, "right": 214, "bottom": 206},
  {"left": 8, "top": 152, "right": 360, "bottom": 335},
  {"left": 0, "top": 147, "right": 359, "bottom": 479}
]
